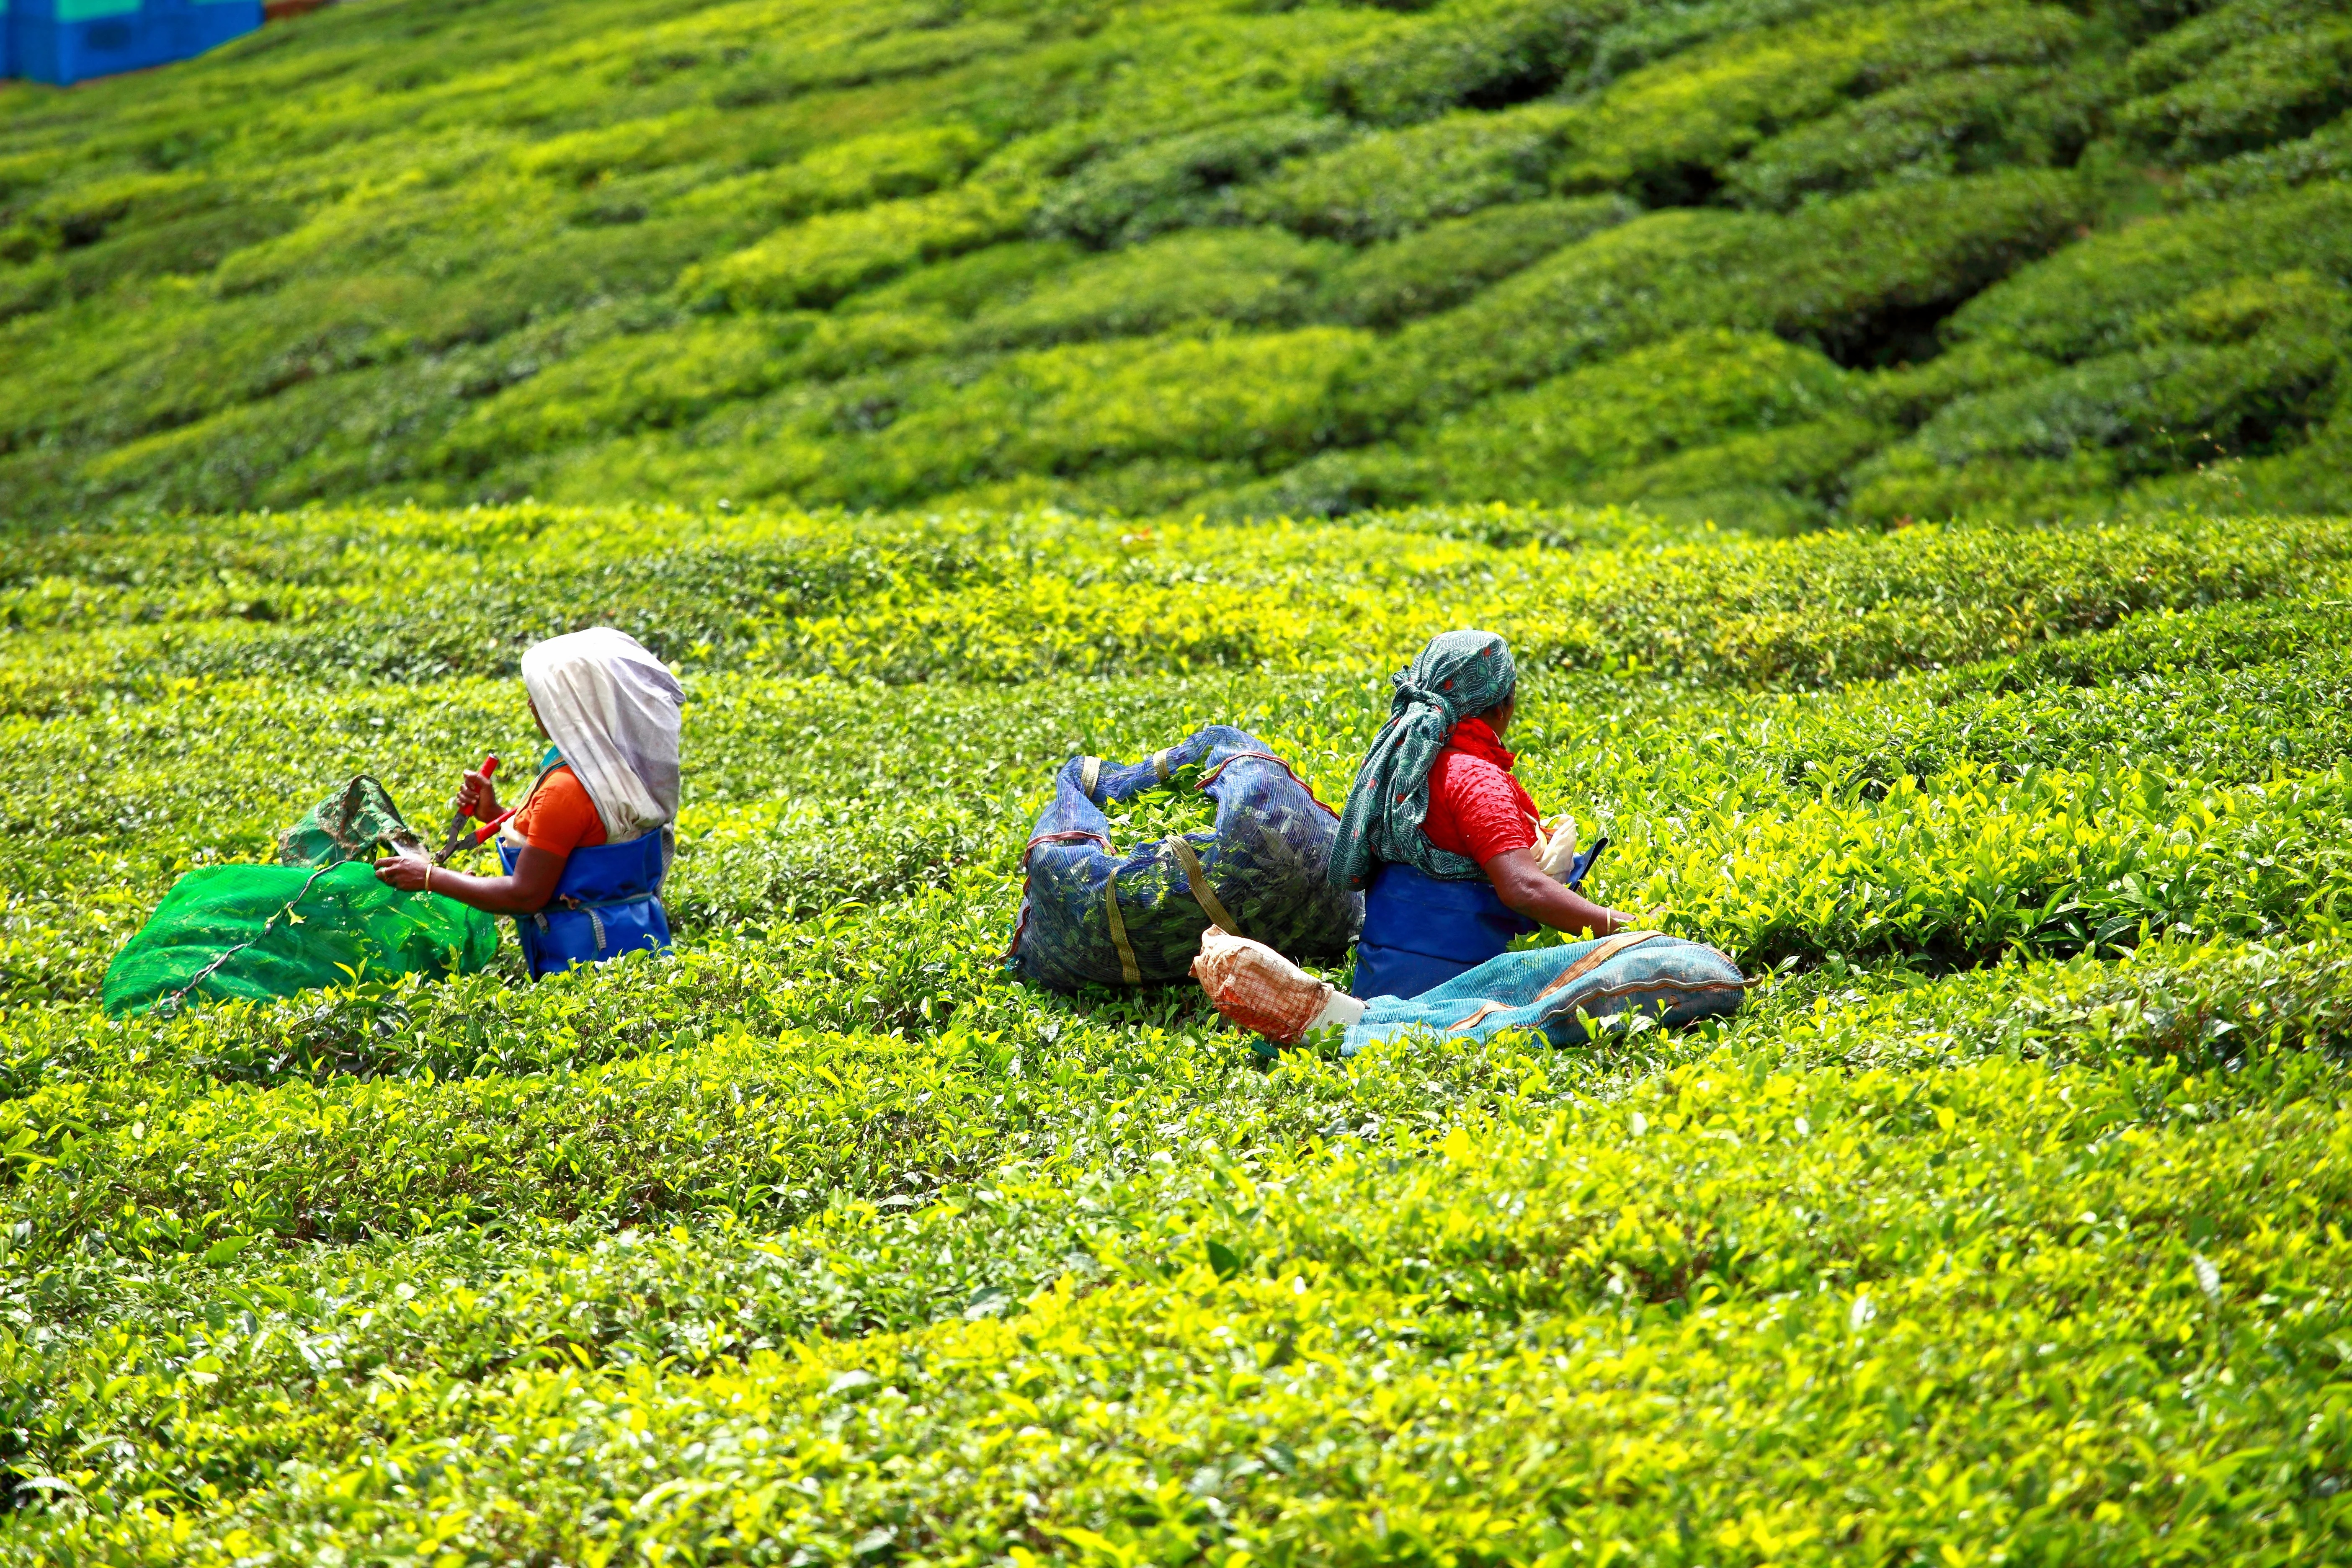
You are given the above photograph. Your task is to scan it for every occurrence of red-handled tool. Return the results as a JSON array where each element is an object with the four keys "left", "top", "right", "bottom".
[
  {"left": 435, "top": 754, "right": 498, "bottom": 864},
  {"left": 457, "top": 807, "right": 518, "bottom": 854}
]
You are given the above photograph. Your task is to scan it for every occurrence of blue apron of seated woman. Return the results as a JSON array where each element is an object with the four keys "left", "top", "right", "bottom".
[
  {"left": 372, "top": 626, "right": 685, "bottom": 977},
  {"left": 1355, "top": 861, "right": 1535, "bottom": 1002},
  {"left": 1329, "top": 629, "right": 1632, "bottom": 1001},
  {"left": 497, "top": 804, "right": 673, "bottom": 977}
]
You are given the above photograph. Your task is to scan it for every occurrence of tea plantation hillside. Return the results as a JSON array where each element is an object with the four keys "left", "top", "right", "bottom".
[
  {"left": 3, "top": 0, "right": 2351, "bottom": 531},
  {"left": 6, "top": 498, "right": 2352, "bottom": 1560}
]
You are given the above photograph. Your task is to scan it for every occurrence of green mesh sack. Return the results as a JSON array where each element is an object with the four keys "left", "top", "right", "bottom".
[
  {"left": 276, "top": 774, "right": 425, "bottom": 867},
  {"left": 103, "top": 780, "right": 498, "bottom": 1018}
]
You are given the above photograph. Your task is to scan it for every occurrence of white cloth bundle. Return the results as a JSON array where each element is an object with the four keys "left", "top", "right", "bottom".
[{"left": 519, "top": 628, "right": 685, "bottom": 843}]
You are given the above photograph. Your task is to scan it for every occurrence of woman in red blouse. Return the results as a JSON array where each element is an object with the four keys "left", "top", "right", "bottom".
[{"left": 1330, "top": 629, "right": 1635, "bottom": 1000}]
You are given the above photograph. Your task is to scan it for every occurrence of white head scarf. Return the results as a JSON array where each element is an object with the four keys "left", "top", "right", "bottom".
[{"left": 519, "top": 628, "right": 685, "bottom": 843}]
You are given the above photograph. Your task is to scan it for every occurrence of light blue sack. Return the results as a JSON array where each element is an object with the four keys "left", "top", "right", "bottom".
[{"left": 1344, "top": 930, "right": 1747, "bottom": 1055}]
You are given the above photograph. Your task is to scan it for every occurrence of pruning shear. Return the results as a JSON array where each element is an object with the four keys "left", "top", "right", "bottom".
[{"left": 435, "top": 753, "right": 500, "bottom": 865}]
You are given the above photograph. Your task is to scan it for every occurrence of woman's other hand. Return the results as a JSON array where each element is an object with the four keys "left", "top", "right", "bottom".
[
  {"left": 456, "top": 767, "right": 500, "bottom": 822},
  {"left": 374, "top": 853, "right": 432, "bottom": 892}
]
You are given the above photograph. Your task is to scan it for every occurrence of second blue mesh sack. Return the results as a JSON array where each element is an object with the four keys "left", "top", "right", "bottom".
[{"left": 1008, "top": 725, "right": 1362, "bottom": 992}]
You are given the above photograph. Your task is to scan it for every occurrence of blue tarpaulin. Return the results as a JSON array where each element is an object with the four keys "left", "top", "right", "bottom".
[{"left": 7, "top": 0, "right": 259, "bottom": 85}]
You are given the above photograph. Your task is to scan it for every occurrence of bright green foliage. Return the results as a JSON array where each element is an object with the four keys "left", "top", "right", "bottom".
[
  {"left": 670, "top": 126, "right": 996, "bottom": 228},
  {"left": 1401, "top": 329, "right": 1874, "bottom": 510},
  {"left": 2, "top": 0, "right": 2349, "bottom": 527},
  {"left": 434, "top": 316, "right": 813, "bottom": 475},
  {"left": 8, "top": 501, "right": 2352, "bottom": 1560},
  {"left": 799, "top": 326, "right": 1375, "bottom": 505}
]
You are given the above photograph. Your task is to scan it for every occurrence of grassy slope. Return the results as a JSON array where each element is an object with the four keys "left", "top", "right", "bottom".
[
  {"left": 5, "top": 501, "right": 2352, "bottom": 1560},
  {"left": 1, "top": 0, "right": 2349, "bottom": 532}
]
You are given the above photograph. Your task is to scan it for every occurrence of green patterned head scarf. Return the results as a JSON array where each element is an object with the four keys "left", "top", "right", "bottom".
[{"left": 1329, "top": 629, "right": 1519, "bottom": 891}]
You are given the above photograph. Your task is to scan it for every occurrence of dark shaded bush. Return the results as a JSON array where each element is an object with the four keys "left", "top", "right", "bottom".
[
  {"left": 1849, "top": 288, "right": 2349, "bottom": 525},
  {"left": 1945, "top": 183, "right": 2352, "bottom": 360},
  {"left": 1589, "top": 413, "right": 1890, "bottom": 524},
  {"left": 1366, "top": 169, "right": 2086, "bottom": 422},
  {"left": 2115, "top": 11, "right": 2352, "bottom": 165},
  {"left": 1723, "top": 66, "right": 2096, "bottom": 210},
  {"left": 2182, "top": 111, "right": 2352, "bottom": 201},
  {"left": 1558, "top": 0, "right": 2087, "bottom": 203}
]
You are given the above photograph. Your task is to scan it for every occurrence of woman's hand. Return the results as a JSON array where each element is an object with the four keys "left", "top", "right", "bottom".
[
  {"left": 374, "top": 844, "right": 567, "bottom": 915},
  {"left": 456, "top": 766, "right": 500, "bottom": 822},
  {"left": 374, "top": 853, "right": 433, "bottom": 893}
]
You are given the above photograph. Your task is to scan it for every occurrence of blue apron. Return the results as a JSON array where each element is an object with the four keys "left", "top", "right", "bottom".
[
  {"left": 499, "top": 829, "right": 673, "bottom": 979},
  {"left": 1351, "top": 861, "right": 1535, "bottom": 1001}
]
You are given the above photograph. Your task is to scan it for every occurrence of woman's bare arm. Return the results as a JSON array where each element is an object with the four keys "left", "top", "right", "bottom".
[
  {"left": 375, "top": 845, "right": 566, "bottom": 915},
  {"left": 1483, "top": 846, "right": 1635, "bottom": 937}
]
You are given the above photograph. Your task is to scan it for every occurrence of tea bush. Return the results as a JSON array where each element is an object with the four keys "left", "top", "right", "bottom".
[
  {"left": 2185, "top": 110, "right": 2352, "bottom": 201},
  {"left": 1308, "top": 195, "right": 1635, "bottom": 328},
  {"left": 1405, "top": 328, "right": 1871, "bottom": 503},
  {"left": 1365, "top": 170, "right": 2088, "bottom": 426},
  {"left": 1313, "top": 0, "right": 1598, "bottom": 128},
  {"left": 1237, "top": 101, "right": 1582, "bottom": 242},
  {"left": 959, "top": 227, "right": 1339, "bottom": 348},
  {"left": 2, "top": 0, "right": 2347, "bottom": 527},
  {"left": 1031, "top": 115, "right": 1354, "bottom": 249},
  {"left": 1854, "top": 252, "right": 2352, "bottom": 522},
  {"left": 690, "top": 184, "right": 1039, "bottom": 312},
  {"left": 1721, "top": 65, "right": 2095, "bottom": 210},
  {"left": 8, "top": 497, "right": 2352, "bottom": 1558},
  {"left": 2113, "top": 0, "right": 2352, "bottom": 165}
]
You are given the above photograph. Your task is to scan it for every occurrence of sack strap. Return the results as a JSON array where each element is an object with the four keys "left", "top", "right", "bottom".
[
  {"left": 553, "top": 890, "right": 660, "bottom": 912},
  {"left": 1168, "top": 837, "right": 1241, "bottom": 937},
  {"left": 1527, "top": 930, "right": 1663, "bottom": 1006},
  {"left": 1196, "top": 750, "right": 1340, "bottom": 820},
  {"left": 1151, "top": 748, "right": 1173, "bottom": 784},
  {"left": 1079, "top": 756, "right": 1104, "bottom": 799},
  {"left": 1022, "top": 828, "right": 1110, "bottom": 873},
  {"left": 1104, "top": 865, "right": 1141, "bottom": 984}
]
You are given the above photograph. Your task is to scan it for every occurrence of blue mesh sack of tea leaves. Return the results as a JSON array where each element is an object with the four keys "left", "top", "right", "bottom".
[{"left": 1009, "top": 725, "right": 1362, "bottom": 992}]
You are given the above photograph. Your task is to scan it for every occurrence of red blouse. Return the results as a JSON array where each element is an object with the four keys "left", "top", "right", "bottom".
[{"left": 1420, "top": 717, "right": 1540, "bottom": 865}]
